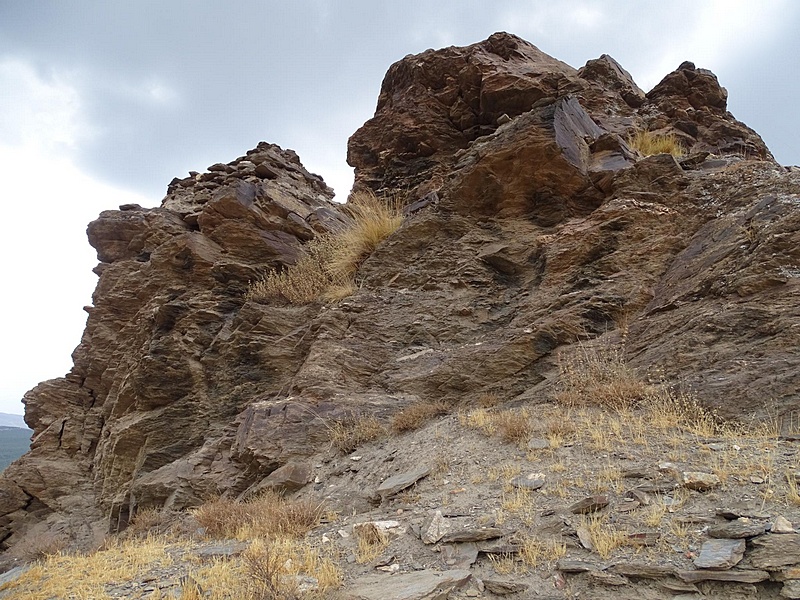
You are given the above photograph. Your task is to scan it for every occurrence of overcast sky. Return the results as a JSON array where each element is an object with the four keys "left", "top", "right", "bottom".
[{"left": 1, "top": 1, "right": 798, "bottom": 416}]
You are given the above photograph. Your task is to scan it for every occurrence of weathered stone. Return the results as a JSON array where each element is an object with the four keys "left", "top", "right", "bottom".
[
  {"left": 251, "top": 461, "right": 312, "bottom": 496},
  {"left": 376, "top": 465, "right": 432, "bottom": 500},
  {"left": 510, "top": 472, "right": 545, "bottom": 491},
  {"left": 717, "top": 504, "right": 771, "bottom": 520},
  {"left": 569, "top": 495, "right": 609, "bottom": 514},
  {"left": 708, "top": 518, "right": 768, "bottom": 539},
  {"left": 749, "top": 534, "right": 800, "bottom": 569},
  {"left": 782, "top": 580, "right": 800, "bottom": 599},
  {"left": 557, "top": 559, "right": 599, "bottom": 573},
  {"left": 482, "top": 579, "right": 528, "bottom": 595},
  {"left": 2, "top": 32, "right": 798, "bottom": 561},
  {"left": 440, "top": 527, "right": 506, "bottom": 543},
  {"left": 693, "top": 538, "right": 745, "bottom": 569},
  {"left": 420, "top": 510, "right": 449, "bottom": 545},
  {"left": 682, "top": 471, "right": 721, "bottom": 491},
  {"left": 676, "top": 569, "right": 770, "bottom": 583},
  {"left": 588, "top": 570, "right": 628, "bottom": 586},
  {"left": 610, "top": 563, "right": 675, "bottom": 578},
  {"left": 343, "top": 569, "right": 472, "bottom": 600},
  {"left": 439, "top": 543, "right": 478, "bottom": 569},
  {"left": 773, "top": 516, "right": 796, "bottom": 534}
]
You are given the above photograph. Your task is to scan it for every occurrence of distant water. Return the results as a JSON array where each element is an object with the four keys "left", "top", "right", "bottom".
[{"left": 0, "top": 427, "right": 32, "bottom": 472}]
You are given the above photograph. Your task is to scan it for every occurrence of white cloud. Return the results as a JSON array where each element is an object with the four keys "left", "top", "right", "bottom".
[
  {"left": 0, "top": 58, "right": 93, "bottom": 152},
  {"left": 0, "top": 59, "right": 152, "bottom": 414}
]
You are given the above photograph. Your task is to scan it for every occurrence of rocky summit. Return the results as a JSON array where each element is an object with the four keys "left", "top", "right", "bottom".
[{"left": 1, "top": 32, "right": 800, "bottom": 599}]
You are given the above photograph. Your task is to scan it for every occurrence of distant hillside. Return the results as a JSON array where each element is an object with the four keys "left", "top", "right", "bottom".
[
  {"left": 0, "top": 426, "right": 30, "bottom": 472},
  {"left": 0, "top": 413, "right": 27, "bottom": 429}
]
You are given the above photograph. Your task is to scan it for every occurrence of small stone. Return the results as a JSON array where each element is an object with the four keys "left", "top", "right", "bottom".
[
  {"left": 510, "top": 472, "right": 546, "bottom": 490},
  {"left": 773, "top": 516, "right": 796, "bottom": 534},
  {"left": 440, "top": 527, "right": 506, "bottom": 543},
  {"left": 420, "top": 510, "right": 450, "bottom": 544},
  {"left": 497, "top": 113, "right": 511, "bottom": 125},
  {"left": 376, "top": 465, "right": 432, "bottom": 500},
  {"left": 569, "top": 494, "right": 610, "bottom": 514},
  {"left": 482, "top": 579, "right": 528, "bottom": 595},
  {"left": 527, "top": 438, "right": 549, "bottom": 450},
  {"left": 749, "top": 534, "right": 800, "bottom": 568},
  {"left": 706, "top": 442, "right": 727, "bottom": 451},
  {"left": 717, "top": 503, "right": 770, "bottom": 520},
  {"left": 556, "top": 559, "right": 598, "bottom": 573},
  {"left": 750, "top": 475, "right": 765, "bottom": 484},
  {"left": 588, "top": 570, "right": 628, "bottom": 586},
  {"left": 682, "top": 471, "right": 721, "bottom": 491},
  {"left": 693, "top": 538, "right": 745, "bottom": 569},
  {"left": 626, "top": 532, "right": 660, "bottom": 547},
  {"left": 677, "top": 569, "right": 770, "bottom": 583},
  {"left": 659, "top": 462, "right": 680, "bottom": 475},
  {"left": 577, "top": 526, "right": 594, "bottom": 550},
  {"left": 782, "top": 580, "right": 800, "bottom": 599},
  {"left": 439, "top": 543, "right": 479, "bottom": 569},
  {"left": 708, "top": 518, "right": 767, "bottom": 539}
]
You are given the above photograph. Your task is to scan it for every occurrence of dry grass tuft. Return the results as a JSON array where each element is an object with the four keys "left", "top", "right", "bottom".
[
  {"left": 328, "top": 414, "right": 385, "bottom": 453},
  {"left": 581, "top": 514, "right": 631, "bottom": 559},
  {"left": 493, "top": 408, "right": 533, "bottom": 445},
  {"left": 391, "top": 400, "right": 450, "bottom": 433},
  {"left": 353, "top": 523, "right": 389, "bottom": 564},
  {"left": 193, "top": 492, "right": 322, "bottom": 540},
  {"left": 478, "top": 392, "right": 502, "bottom": 408},
  {"left": 247, "top": 190, "right": 403, "bottom": 304},
  {"left": 518, "top": 536, "right": 567, "bottom": 569},
  {"left": 627, "top": 130, "right": 684, "bottom": 157},
  {"left": 555, "top": 342, "right": 652, "bottom": 410}
]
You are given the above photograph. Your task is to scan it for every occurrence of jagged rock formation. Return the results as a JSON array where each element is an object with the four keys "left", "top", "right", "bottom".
[{"left": 1, "top": 32, "right": 798, "bottom": 564}]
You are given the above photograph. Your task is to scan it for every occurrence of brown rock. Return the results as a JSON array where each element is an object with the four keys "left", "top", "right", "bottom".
[
  {"left": 708, "top": 518, "right": 767, "bottom": 539},
  {"left": 749, "top": 534, "right": 800, "bottom": 569},
  {"left": 569, "top": 495, "right": 610, "bottom": 514},
  {"left": 676, "top": 569, "right": 770, "bottom": 583}
]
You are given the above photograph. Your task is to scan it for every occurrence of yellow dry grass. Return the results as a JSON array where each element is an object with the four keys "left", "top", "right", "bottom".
[
  {"left": 627, "top": 129, "right": 684, "bottom": 157},
  {"left": 391, "top": 400, "right": 450, "bottom": 433},
  {"left": 192, "top": 492, "right": 322, "bottom": 540},
  {"left": 247, "top": 190, "right": 403, "bottom": 304},
  {"left": 328, "top": 413, "right": 385, "bottom": 453}
]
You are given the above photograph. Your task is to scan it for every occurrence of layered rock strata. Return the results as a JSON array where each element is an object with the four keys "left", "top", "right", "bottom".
[{"left": 0, "top": 32, "right": 798, "bottom": 556}]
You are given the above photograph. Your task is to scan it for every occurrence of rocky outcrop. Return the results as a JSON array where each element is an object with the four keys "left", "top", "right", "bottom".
[{"left": 1, "top": 32, "right": 798, "bottom": 558}]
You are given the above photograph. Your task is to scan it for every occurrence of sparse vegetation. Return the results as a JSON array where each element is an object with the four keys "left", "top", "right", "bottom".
[
  {"left": 247, "top": 190, "right": 403, "bottom": 304},
  {"left": 627, "top": 129, "right": 684, "bottom": 157},
  {"left": 193, "top": 492, "right": 322, "bottom": 540},
  {"left": 391, "top": 400, "right": 450, "bottom": 433},
  {"left": 353, "top": 522, "right": 389, "bottom": 563},
  {"left": 328, "top": 413, "right": 386, "bottom": 453}
]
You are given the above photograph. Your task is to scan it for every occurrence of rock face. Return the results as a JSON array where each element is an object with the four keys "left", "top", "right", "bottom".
[{"left": 1, "top": 32, "right": 799, "bottom": 555}]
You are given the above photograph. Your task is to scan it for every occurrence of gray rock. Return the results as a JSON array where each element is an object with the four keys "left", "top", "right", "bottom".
[
  {"left": 782, "top": 580, "right": 800, "bottom": 599},
  {"left": 749, "top": 534, "right": 800, "bottom": 569},
  {"left": 440, "top": 527, "right": 506, "bottom": 543},
  {"left": 682, "top": 471, "right": 721, "bottom": 491},
  {"left": 693, "top": 538, "right": 745, "bottom": 569},
  {"left": 569, "top": 494, "right": 609, "bottom": 514},
  {"left": 482, "top": 579, "right": 528, "bottom": 595},
  {"left": 610, "top": 563, "right": 674, "bottom": 578},
  {"left": 708, "top": 518, "right": 767, "bottom": 539},
  {"left": 343, "top": 569, "right": 473, "bottom": 600},
  {"left": 439, "top": 543, "right": 478, "bottom": 569},
  {"left": 376, "top": 465, "right": 432, "bottom": 500},
  {"left": 420, "top": 510, "right": 450, "bottom": 544},
  {"left": 510, "top": 472, "right": 545, "bottom": 490},
  {"left": 773, "top": 516, "right": 796, "bottom": 534},
  {"left": 527, "top": 438, "right": 549, "bottom": 450},
  {"left": 676, "top": 569, "right": 770, "bottom": 583}
]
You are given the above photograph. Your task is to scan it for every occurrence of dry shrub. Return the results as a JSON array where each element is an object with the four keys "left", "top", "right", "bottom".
[
  {"left": 353, "top": 523, "right": 389, "bottom": 564},
  {"left": 193, "top": 492, "right": 322, "bottom": 540},
  {"left": 247, "top": 190, "right": 403, "bottom": 304},
  {"left": 478, "top": 392, "right": 501, "bottom": 408},
  {"left": 14, "top": 530, "right": 68, "bottom": 561},
  {"left": 328, "top": 414, "right": 385, "bottom": 453},
  {"left": 518, "top": 536, "right": 567, "bottom": 569},
  {"left": 627, "top": 130, "right": 684, "bottom": 157},
  {"left": 493, "top": 409, "right": 533, "bottom": 445},
  {"left": 391, "top": 400, "right": 450, "bottom": 433},
  {"left": 555, "top": 342, "right": 652, "bottom": 410},
  {"left": 580, "top": 514, "right": 631, "bottom": 559}
]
